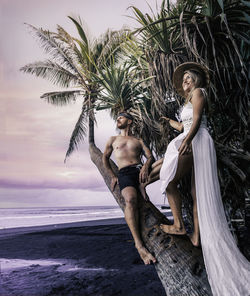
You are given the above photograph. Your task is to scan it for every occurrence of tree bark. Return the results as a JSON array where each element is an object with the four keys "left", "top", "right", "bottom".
[{"left": 88, "top": 138, "right": 212, "bottom": 296}]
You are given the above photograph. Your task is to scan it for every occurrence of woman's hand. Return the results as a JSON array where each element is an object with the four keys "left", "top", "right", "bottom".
[
  {"left": 178, "top": 138, "right": 192, "bottom": 155},
  {"left": 160, "top": 117, "right": 183, "bottom": 132},
  {"left": 160, "top": 116, "right": 170, "bottom": 123}
]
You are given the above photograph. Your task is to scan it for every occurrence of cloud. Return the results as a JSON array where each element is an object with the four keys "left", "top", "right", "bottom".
[
  {"left": 0, "top": 188, "right": 116, "bottom": 208},
  {"left": 0, "top": 176, "right": 107, "bottom": 191}
]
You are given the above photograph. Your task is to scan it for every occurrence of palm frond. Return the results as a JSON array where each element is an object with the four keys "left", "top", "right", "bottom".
[
  {"left": 40, "top": 90, "right": 83, "bottom": 105},
  {"left": 20, "top": 60, "right": 79, "bottom": 87},
  {"left": 68, "top": 16, "right": 89, "bottom": 49},
  {"left": 55, "top": 25, "right": 87, "bottom": 68},
  {"left": 93, "top": 29, "right": 131, "bottom": 68},
  {"left": 64, "top": 102, "right": 89, "bottom": 160},
  {"left": 26, "top": 24, "right": 80, "bottom": 76},
  {"left": 94, "top": 63, "right": 152, "bottom": 118}
]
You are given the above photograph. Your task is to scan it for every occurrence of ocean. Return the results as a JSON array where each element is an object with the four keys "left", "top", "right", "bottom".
[{"left": 0, "top": 206, "right": 172, "bottom": 229}]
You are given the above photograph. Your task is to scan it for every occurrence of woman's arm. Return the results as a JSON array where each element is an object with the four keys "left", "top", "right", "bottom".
[
  {"left": 160, "top": 117, "right": 183, "bottom": 132},
  {"left": 178, "top": 88, "right": 205, "bottom": 155}
]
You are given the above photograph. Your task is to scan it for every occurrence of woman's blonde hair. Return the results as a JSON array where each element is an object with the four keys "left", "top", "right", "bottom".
[{"left": 183, "top": 70, "right": 206, "bottom": 103}]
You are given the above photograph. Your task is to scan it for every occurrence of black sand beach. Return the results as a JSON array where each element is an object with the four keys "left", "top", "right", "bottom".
[{"left": 0, "top": 219, "right": 165, "bottom": 296}]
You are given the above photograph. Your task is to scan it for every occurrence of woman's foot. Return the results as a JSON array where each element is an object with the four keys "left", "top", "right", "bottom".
[
  {"left": 189, "top": 233, "right": 200, "bottom": 247},
  {"left": 160, "top": 223, "right": 186, "bottom": 235},
  {"left": 136, "top": 245, "right": 156, "bottom": 265}
]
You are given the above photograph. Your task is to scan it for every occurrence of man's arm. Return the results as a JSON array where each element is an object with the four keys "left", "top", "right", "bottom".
[
  {"left": 102, "top": 136, "right": 118, "bottom": 191},
  {"left": 139, "top": 139, "right": 154, "bottom": 184}
]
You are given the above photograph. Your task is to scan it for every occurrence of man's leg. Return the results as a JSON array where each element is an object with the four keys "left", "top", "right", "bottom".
[
  {"left": 160, "top": 154, "right": 193, "bottom": 234},
  {"left": 121, "top": 186, "right": 156, "bottom": 265}
]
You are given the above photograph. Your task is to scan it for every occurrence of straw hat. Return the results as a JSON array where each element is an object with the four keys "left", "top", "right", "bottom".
[{"left": 173, "top": 62, "right": 210, "bottom": 97}]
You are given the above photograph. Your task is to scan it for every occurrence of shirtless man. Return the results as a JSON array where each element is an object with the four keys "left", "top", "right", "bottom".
[{"left": 102, "top": 112, "right": 156, "bottom": 265}]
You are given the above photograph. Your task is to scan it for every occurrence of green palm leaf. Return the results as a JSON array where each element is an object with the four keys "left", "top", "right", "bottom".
[
  {"left": 68, "top": 16, "right": 89, "bottom": 48},
  {"left": 55, "top": 25, "right": 88, "bottom": 71}
]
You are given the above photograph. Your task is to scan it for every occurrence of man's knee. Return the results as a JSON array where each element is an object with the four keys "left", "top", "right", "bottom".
[{"left": 124, "top": 194, "right": 137, "bottom": 207}]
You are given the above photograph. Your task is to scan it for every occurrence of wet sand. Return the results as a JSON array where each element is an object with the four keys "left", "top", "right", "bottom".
[{"left": 0, "top": 219, "right": 165, "bottom": 296}]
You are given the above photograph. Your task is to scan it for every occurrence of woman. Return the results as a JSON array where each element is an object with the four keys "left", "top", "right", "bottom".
[{"left": 145, "top": 62, "right": 250, "bottom": 296}]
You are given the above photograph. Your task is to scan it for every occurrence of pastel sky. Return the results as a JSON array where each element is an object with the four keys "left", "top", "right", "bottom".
[{"left": 0, "top": 0, "right": 164, "bottom": 208}]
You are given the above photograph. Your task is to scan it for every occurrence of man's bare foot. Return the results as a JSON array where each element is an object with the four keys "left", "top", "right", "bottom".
[
  {"left": 136, "top": 245, "right": 156, "bottom": 265},
  {"left": 139, "top": 183, "right": 149, "bottom": 201},
  {"left": 189, "top": 233, "right": 200, "bottom": 247},
  {"left": 160, "top": 224, "right": 186, "bottom": 235}
]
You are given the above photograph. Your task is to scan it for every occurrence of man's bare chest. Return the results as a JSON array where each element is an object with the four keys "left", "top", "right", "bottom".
[{"left": 113, "top": 137, "right": 141, "bottom": 153}]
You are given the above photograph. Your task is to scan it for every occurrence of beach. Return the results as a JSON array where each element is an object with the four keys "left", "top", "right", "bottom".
[
  {"left": 0, "top": 218, "right": 166, "bottom": 296},
  {"left": 1, "top": 208, "right": 249, "bottom": 296}
]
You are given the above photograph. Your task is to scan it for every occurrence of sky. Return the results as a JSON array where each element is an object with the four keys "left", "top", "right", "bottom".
[{"left": 0, "top": 0, "right": 165, "bottom": 208}]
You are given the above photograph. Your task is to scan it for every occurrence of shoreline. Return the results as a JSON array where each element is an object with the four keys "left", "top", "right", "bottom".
[
  {"left": 0, "top": 217, "right": 127, "bottom": 239},
  {"left": 0, "top": 211, "right": 172, "bottom": 239}
]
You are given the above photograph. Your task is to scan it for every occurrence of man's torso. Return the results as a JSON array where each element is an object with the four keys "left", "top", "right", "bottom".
[{"left": 112, "top": 135, "right": 142, "bottom": 169}]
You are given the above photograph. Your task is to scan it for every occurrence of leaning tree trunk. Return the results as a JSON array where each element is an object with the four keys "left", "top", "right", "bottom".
[{"left": 88, "top": 117, "right": 212, "bottom": 296}]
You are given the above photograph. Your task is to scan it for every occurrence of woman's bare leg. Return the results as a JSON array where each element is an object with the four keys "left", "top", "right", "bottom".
[
  {"left": 161, "top": 180, "right": 187, "bottom": 234},
  {"left": 189, "top": 168, "right": 200, "bottom": 246},
  {"left": 139, "top": 158, "right": 163, "bottom": 200},
  {"left": 160, "top": 154, "right": 193, "bottom": 235},
  {"left": 147, "top": 158, "right": 163, "bottom": 185}
]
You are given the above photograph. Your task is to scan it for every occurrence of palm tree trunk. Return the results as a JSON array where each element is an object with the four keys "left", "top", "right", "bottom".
[{"left": 88, "top": 117, "right": 212, "bottom": 295}]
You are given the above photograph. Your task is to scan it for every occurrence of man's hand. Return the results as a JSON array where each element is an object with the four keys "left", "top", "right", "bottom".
[
  {"left": 111, "top": 176, "right": 118, "bottom": 192},
  {"left": 178, "top": 138, "right": 192, "bottom": 155},
  {"left": 139, "top": 166, "right": 149, "bottom": 184}
]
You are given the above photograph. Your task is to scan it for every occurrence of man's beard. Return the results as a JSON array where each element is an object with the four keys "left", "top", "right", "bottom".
[{"left": 117, "top": 123, "right": 127, "bottom": 129}]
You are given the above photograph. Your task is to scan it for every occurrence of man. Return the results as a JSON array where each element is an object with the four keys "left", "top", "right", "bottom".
[{"left": 102, "top": 112, "right": 156, "bottom": 265}]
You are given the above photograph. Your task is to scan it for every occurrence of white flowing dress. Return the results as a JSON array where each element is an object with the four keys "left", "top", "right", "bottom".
[{"left": 159, "top": 89, "right": 250, "bottom": 296}]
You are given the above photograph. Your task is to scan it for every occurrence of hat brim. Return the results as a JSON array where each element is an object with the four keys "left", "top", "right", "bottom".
[{"left": 173, "top": 62, "right": 210, "bottom": 97}]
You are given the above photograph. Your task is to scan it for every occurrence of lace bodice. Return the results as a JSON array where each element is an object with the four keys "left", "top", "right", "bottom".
[{"left": 180, "top": 88, "right": 207, "bottom": 132}]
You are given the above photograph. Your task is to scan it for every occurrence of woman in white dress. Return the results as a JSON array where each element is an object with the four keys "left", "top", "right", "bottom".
[
  {"left": 144, "top": 62, "right": 250, "bottom": 296},
  {"left": 159, "top": 62, "right": 209, "bottom": 246},
  {"left": 144, "top": 62, "right": 209, "bottom": 246}
]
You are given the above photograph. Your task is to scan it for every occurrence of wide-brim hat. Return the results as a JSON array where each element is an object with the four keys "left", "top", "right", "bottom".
[{"left": 173, "top": 62, "right": 210, "bottom": 97}]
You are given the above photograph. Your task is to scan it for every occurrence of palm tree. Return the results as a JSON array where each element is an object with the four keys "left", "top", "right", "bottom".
[{"left": 21, "top": 17, "right": 129, "bottom": 156}]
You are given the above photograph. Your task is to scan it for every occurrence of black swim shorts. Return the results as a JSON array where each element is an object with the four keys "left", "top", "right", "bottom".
[{"left": 117, "top": 164, "right": 142, "bottom": 191}]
